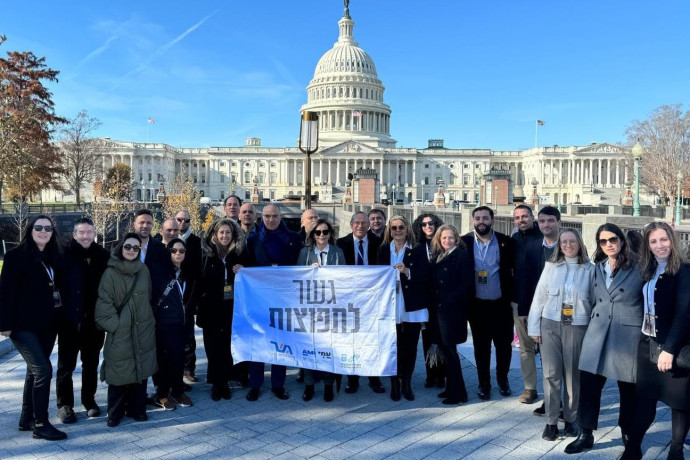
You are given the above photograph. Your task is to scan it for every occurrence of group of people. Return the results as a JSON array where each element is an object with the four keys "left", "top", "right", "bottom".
[{"left": 1, "top": 199, "right": 688, "bottom": 460}]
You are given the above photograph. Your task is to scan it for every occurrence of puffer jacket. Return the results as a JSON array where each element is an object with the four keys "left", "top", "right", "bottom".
[{"left": 95, "top": 255, "right": 157, "bottom": 386}]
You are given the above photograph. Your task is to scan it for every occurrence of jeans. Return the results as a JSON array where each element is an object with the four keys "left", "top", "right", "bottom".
[
  {"left": 12, "top": 329, "right": 57, "bottom": 424},
  {"left": 56, "top": 320, "right": 105, "bottom": 408}
]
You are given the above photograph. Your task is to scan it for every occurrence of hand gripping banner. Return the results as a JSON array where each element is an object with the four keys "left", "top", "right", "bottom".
[{"left": 232, "top": 266, "right": 397, "bottom": 376}]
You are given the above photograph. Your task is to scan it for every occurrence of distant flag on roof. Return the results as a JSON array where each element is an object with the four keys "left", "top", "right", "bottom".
[
  {"left": 537, "top": 120, "right": 545, "bottom": 126},
  {"left": 535, "top": 120, "right": 545, "bottom": 148},
  {"left": 147, "top": 117, "right": 155, "bottom": 124},
  {"left": 352, "top": 111, "right": 362, "bottom": 117}
]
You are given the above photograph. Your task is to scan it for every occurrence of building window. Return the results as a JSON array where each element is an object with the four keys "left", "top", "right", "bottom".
[
  {"left": 424, "top": 164, "right": 429, "bottom": 169},
  {"left": 424, "top": 176, "right": 430, "bottom": 185},
  {"left": 244, "top": 171, "right": 251, "bottom": 183},
  {"left": 463, "top": 175, "right": 469, "bottom": 186},
  {"left": 220, "top": 174, "right": 225, "bottom": 183}
]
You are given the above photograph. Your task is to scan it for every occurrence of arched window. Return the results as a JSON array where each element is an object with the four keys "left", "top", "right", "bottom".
[{"left": 244, "top": 171, "right": 251, "bottom": 183}]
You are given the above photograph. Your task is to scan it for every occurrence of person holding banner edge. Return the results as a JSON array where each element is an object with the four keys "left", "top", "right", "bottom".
[
  {"left": 376, "top": 215, "right": 424, "bottom": 401},
  {"left": 297, "top": 218, "right": 345, "bottom": 402},
  {"left": 196, "top": 218, "right": 249, "bottom": 402}
]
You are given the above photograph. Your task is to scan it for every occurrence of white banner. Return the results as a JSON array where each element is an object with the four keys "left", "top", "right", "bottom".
[{"left": 232, "top": 266, "right": 397, "bottom": 376}]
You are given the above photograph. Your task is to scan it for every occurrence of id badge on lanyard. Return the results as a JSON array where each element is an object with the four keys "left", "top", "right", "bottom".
[
  {"left": 643, "top": 313, "right": 656, "bottom": 336},
  {"left": 561, "top": 302, "right": 573, "bottom": 325},
  {"left": 43, "top": 263, "right": 62, "bottom": 308},
  {"left": 223, "top": 284, "right": 234, "bottom": 301},
  {"left": 477, "top": 270, "right": 489, "bottom": 285}
]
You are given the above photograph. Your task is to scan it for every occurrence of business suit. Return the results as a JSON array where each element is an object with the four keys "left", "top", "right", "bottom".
[
  {"left": 181, "top": 232, "right": 202, "bottom": 379},
  {"left": 335, "top": 232, "right": 385, "bottom": 393},
  {"left": 461, "top": 231, "right": 514, "bottom": 395}
]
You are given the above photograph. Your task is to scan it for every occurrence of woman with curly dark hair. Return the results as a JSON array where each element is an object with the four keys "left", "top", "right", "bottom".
[
  {"left": 0, "top": 215, "right": 66, "bottom": 440},
  {"left": 196, "top": 218, "right": 249, "bottom": 401},
  {"left": 410, "top": 213, "right": 445, "bottom": 388}
]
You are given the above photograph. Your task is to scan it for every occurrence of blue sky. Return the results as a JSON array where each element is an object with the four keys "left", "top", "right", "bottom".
[{"left": 2, "top": 0, "right": 688, "bottom": 151}]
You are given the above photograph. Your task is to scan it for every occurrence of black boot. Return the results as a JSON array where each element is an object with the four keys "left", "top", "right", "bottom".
[
  {"left": 390, "top": 377, "right": 401, "bottom": 401},
  {"left": 302, "top": 384, "right": 315, "bottom": 402},
  {"left": 32, "top": 421, "right": 67, "bottom": 441},
  {"left": 402, "top": 378, "right": 414, "bottom": 401},
  {"left": 564, "top": 428, "right": 593, "bottom": 454},
  {"left": 324, "top": 384, "right": 334, "bottom": 402}
]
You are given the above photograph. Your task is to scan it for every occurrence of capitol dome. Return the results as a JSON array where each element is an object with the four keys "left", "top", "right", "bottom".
[{"left": 300, "top": 3, "right": 396, "bottom": 148}]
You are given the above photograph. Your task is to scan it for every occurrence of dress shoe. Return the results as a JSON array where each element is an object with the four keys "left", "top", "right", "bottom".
[
  {"left": 303, "top": 384, "right": 315, "bottom": 402},
  {"left": 170, "top": 392, "right": 194, "bottom": 407},
  {"left": 221, "top": 383, "right": 232, "bottom": 400},
  {"left": 344, "top": 383, "right": 358, "bottom": 394},
  {"left": 32, "top": 421, "right": 67, "bottom": 441},
  {"left": 211, "top": 385, "right": 223, "bottom": 401},
  {"left": 533, "top": 402, "right": 546, "bottom": 416},
  {"left": 369, "top": 379, "right": 386, "bottom": 394},
  {"left": 498, "top": 382, "right": 512, "bottom": 397},
  {"left": 564, "top": 421, "right": 580, "bottom": 437},
  {"left": 390, "top": 378, "right": 401, "bottom": 401},
  {"left": 153, "top": 396, "right": 177, "bottom": 411},
  {"left": 542, "top": 424, "right": 559, "bottom": 441},
  {"left": 565, "top": 430, "right": 594, "bottom": 454},
  {"left": 271, "top": 387, "right": 289, "bottom": 400},
  {"left": 18, "top": 414, "right": 34, "bottom": 431},
  {"left": 126, "top": 412, "right": 148, "bottom": 422},
  {"left": 618, "top": 445, "right": 642, "bottom": 460},
  {"left": 442, "top": 398, "right": 462, "bottom": 405},
  {"left": 458, "top": 391, "right": 469, "bottom": 403},
  {"left": 246, "top": 388, "right": 260, "bottom": 401},
  {"left": 183, "top": 371, "right": 198, "bottom": 384},
  {"left": 518, "top": 389, "right": 538, "bottom": 404},
  {"left": 477, "top": 385, "right": 491, "bottom": 400},
  {"left": 57, "top": 406, "right": 77, "bottom": 424},
  {"left": 324, "top": 384, "right": 334, "bottom": 402},
  {"left": 296, "top": 369, "right": 305, "bottom": 383},
  {"left": 106, "top": 418, "right": 120, "bottom": 428},
  {"left": 84, "top": 402, "right": 102, "bottom": 418},
  {"left": 402, "top": 381, "right": 414, "bottom": 401}
]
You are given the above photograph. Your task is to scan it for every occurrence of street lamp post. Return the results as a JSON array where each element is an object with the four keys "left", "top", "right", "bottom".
[
  {"left": 38, "top": 180, "right": 43, "bottom": 212},
  {"left": 632, "top": 141, "right": 645, "bottom": 217},
  {"left": 298, "top": 111, "right": 319, "bottom": 209},
  {"left": 477, "top": 170, "right": 484, "bottom": 205},
  {"left": 676, "top": 171, "right": 683, "bottom": 226}
]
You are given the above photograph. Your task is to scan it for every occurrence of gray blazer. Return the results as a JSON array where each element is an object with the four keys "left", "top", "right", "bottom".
[
  {"left": 297, "top": 245, "right": 345, "bottom": 267},
  {"left": 578, "top": 264, "right": 644, "bottom": 383}
]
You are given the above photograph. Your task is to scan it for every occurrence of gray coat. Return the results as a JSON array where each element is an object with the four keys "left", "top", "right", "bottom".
[{"left": 578, "top": 264, "right": 644, "bottom": 383}]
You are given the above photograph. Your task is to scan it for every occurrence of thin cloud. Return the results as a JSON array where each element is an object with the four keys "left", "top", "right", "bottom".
[
  {"left": 80, "top": 34, "right": 119, "bottom": 65},
  {"left": 113, "top": 10, "right": 219, "bottom": 88}
]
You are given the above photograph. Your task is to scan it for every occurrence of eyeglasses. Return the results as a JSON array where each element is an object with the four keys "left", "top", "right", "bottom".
[
  {"left": 391, "top": 225, "right": 406, "bottom": 231},
  {"left": 560, "top": 241, "right": 578, "bottom": 247},
  {"left": 33, "top": 225, "right": 54, "bottom": 232},
  {"left": 420, "top": 222, "right": 434, "bottom": 228},
  {"left": 313, "top": 229, "right": 330, "bottom": 236},
  {"left": 598, "top": 236, "right": 620, "bottom": 246},
  {"left": 123, "top": 244, "right": 141, "bottom": 252},
  {"left": 170, "top": 248, "right": 186, "bottom": 254},
  {"left": 352, "top": 221, "right": 367, "bottom": 226},
  {"left": 176, "top": 218, "right": 191, "bottom": 223}
]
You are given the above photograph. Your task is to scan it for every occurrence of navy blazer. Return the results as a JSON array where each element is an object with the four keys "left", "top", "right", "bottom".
[
  {"left": 335, "top": 233, "right": 382, "bottom": 266},
  {"left": 460, "top": 230, "right": 514, "bottom": 305},
  {"left": 650, "top": 263, "right": 690, "bottom": 356}
]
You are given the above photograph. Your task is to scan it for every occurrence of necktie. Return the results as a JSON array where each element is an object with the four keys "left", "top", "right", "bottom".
[
  {"left": 356, "top": 239, "right": 364, "bottom": 265},
  {"left": 320, "top": 252, "right": 327, "bottom": 266}
]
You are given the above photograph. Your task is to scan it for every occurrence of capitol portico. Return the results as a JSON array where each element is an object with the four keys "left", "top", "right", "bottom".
[{"left": 93, "top": 3, "right": 634, "bottom": 208}]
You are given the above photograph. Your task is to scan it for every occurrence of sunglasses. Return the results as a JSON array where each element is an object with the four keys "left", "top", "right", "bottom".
[
  {"left": 176, "top": 218, "right": 191, "bottom": 223},
  {"left": 33, "top": 225, "right": 54, "bottom": 232},
  {"left": 598, "top": 236, "right": 620, "bottom": 246},
  {"left": 170, "top": 248, "right": 186, "bottom": 254},
  {"left": 313, "top": 229, "right": 330, "bottom": 236},
  {"left": 123, "top": 244, "right": 141, "bottom": 252},
  {"left": 390, "top": 225, "right": 406, "bottom": 231},
  {"left": 420, "top": 222, "right": 434, "bottom": 228}
]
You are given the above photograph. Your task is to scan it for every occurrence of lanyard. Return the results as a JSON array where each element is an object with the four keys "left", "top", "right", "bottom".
[
  {"left": 42, "top": 262, "right": 54, "bottom": 284},
  {"left": 474, "top": 236, "right": 491, "bottom": 267},
  {"left": 221, "top": 256, "right": 228, "bottom": 283},
  {"left": 425, "top": 241, "right": 431, "bottom": 262},
  {"left": 175, "top": 279, "right": 186, "bottom": 298}
]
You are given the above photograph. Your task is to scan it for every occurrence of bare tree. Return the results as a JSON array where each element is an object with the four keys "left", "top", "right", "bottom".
[
  {"left": 59, "top": 111, "right": 104, "bottom": 205},
  {"left": 626, "top": 104, "right": 690, "bottom": 203}
]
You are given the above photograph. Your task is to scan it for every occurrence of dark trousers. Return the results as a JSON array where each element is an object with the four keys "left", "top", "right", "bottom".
[
  {"left": 12, "top": 330, "right": 56, "bottom": 424},
  {"left": 154, "top": 324, "right": 186, "bottom": 397},
  {"left": 56, "top": 321, "right": 105, "bottom": 409},
  {"left": 627, "top": 397, "right": 690, "bottom": 458},
  {"left": 467, "top": 298, "right": 513, "bottom": 388},
  {"left": 440, "top": 344, "right": 467, "bottom": 400},
  {"left": 248, "top": 362, "right": 286, "bottom": 389},
  {"left": 578, "top": 370, "right": 636, "bottom": 431},
  {"left": 202, "top": 327, "right": 232, "bottom": 385},
  {"left": 184, "top": 321, "right": 196, "bottom": 374},
  {"left": 422, "top": 326, "right": 445, "bottom": 383},
  {"left": 395, "top": 322, "right": 422, "bottom": 383},
  {"left": 107, "top": 380, "right": 147, "bottom": 421}
]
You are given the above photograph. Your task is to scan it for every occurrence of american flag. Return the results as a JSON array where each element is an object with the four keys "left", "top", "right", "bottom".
[
  {"left": 352, "top": 111, "right": 362, "bottom": 117},
  {"left": 537, "top": 120, "right": 545, "bottom": 126},
  {"left": 147, "top": 117, "right": 155, "bottom": 124}
]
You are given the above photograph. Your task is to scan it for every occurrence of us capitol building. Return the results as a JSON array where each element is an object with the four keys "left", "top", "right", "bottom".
[{"left": 94, "top": 3, "right": 632, "bottom": 207}]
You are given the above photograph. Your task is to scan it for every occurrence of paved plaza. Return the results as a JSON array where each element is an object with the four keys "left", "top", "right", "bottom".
[{"left": 0, "top": 331, "right": 680, "bottom": 460}]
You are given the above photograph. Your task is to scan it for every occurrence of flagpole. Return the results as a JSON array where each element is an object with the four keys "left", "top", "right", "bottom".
[
  {"left": 147, "top": 117, "right": 150, "bottom": 143},
  {"left": 534, "top": 120, "right": 538, "bottom": 149}
]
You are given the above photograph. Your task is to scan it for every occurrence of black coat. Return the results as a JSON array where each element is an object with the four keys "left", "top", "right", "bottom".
[
  {"left": 516, "top": 238, "right": 556, "bottom": 316},
  {"left": 335, "top": 233, "right": 382, "bottom": 266},
  {"left": 143, "top": 237, "right": 169, "bottom": 302},
  {"left": 512, "top": 225, "right": 543, "bottom": 314},
  {"left": 460, "top": 230, "right": 514, "bottom": 305},
  {"left": 404, "top": 241, "right": 435, "bottom": 312},
  {"left": 154, "top": 268, "right": 193, "bottom": 328},
  {"left": 375, "top": 242, "right": 425, "bottom": 313},
  {"left": 651, "top": 264, "right": 690, "bottom": 356},
  {"left": 0, "top": 243, "right": 62, "bottom": 334},
  {"left": 60, "top": 239, "right": 110, "bottom": 329},
  {"left": 431, "top": 247, "right": 475, "bottom": 345}
]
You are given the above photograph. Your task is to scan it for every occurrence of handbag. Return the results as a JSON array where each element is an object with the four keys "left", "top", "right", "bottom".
[{"left": 648, "top": 336, "right": 690, "bottom": 370}]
